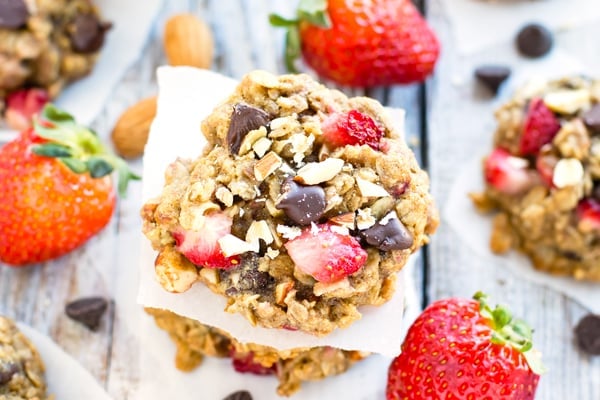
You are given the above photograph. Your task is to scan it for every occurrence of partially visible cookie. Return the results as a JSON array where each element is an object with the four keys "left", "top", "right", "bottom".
[
  {"left": 146, "top": 308, "right": 367, "bottom": 397},
  {"left": 0, "top": 316, "right": 48, "bottom": 400}
]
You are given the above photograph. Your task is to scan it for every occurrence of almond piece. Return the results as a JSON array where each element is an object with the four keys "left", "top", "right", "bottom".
[
  {"left": 111, "top": 96, "right": 157, "bottom": 159},
  {"left": 163, "top": 13, "right": 214, "bottom": 68},
  {"left": 295, "top": 157, "right": 344, "bottom": 185},
  {"left": 254, "top": 151, "right": 282, "bottom": 181}
]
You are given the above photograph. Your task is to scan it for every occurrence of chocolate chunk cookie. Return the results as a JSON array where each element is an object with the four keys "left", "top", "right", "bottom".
[
  {"left": 146, "top": 308, "right": 366, "bottom": 396},
  {"left": 141, "top": 70, "right": 438, "bottom": 336},
  {"left": 0, "top": 316, "right": 49, "bottom": 399},
  {"left": 471, "top": 76, "right": 600, "bottom": 281}
]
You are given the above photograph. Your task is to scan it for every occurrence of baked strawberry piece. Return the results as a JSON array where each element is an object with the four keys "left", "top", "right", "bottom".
[
  {"left": 472, "top": 76, "right": 600, "bottom": 281},
  {"left": 141, "top": 70, "right": 438, "bottom": 336}
]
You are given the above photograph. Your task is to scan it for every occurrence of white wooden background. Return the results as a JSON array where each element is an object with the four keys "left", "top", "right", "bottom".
[{"left": 0, "top": 0, "right": 599, "bottom": 399}]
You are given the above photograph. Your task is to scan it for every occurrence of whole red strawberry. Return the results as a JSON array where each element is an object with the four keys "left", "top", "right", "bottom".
[
  {"left": 270, "top": 0, "right": 440, "bottom": 87},
  {"left": 387, "top": 292, "right": 544, "bottom": 400},
  {"left": 0, "top": 104, "right": 138, "bottom": 266}
]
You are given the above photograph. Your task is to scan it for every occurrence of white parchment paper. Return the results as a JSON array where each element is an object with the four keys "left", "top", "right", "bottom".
[
  {"left": 137, "top": 66, "right": 414, "bottom": 356},
  {"left": 440, "top": 0, "right": 600, "bottom": 54},
  {"left": 17, "top": 324, "right": 112, "bottom": 400},
  {"left": 0, "top": 0, "right": 162, "bottom": 142},
  {"left": 445, "top": 157, "right": 600, "bottom": 313}
]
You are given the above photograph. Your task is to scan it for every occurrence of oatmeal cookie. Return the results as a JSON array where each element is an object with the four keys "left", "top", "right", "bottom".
[
  {"left": 146, "top": 308, "right": 367, "bottom": 397},
  {"left": 0, "top": 316, "right": 48, "bottom": 400},
  {"left": 472, "top": 76, "right": 600, "bottom": 280},
  {"left": 0, "top": 0, "right": 110, "bottom": 123},
  {"left": 142, "top": 70, "right": 438, "bottom": 336}
]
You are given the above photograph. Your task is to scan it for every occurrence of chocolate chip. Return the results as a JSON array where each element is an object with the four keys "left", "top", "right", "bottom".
[
  {"left": 575, "top": 314, "right": 600, "bottom": 355},
  {"left": 516, "top": 23, "right": 553, "bottom": 58},
  {"left": 582, "top": 104, "right": 600, "bottom": 133},
  {"left": 474, "top": 65, "right": 511, "bottom": 95},
  {"left": 360, "top": 212, "right": 413, "bottom": 251},
  {"left": 222, "top": 390, "right": 253, "bottom": 400},
  {"left": 69, "top": 14, "right": 112, "bottom": 54},
  {"left": 0, "top": 362, "right": 19, "bottom": 385},
  {"left": 592, "top": 183, "right": 600, "bottom": 201},
  {"left": 65, "top": 297, "right": 108, "bottom": 331},
  {"left": 276, "top": 179, "right": 326, "bottom": 225},
  {"left": 0, "top": 0, "right": 28, "bottom": 29},
  {"left": 227, "top": 103, "right": 270, "bottom": 154}
]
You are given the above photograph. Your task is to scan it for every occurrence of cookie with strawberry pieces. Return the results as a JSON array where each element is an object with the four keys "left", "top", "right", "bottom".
[
  {"left": 471, "top": 76, "right": 600, "bottom": 281},
  {"left": 141, "top": 70, "right": 438, "bottom": 336},
  {"left": 270, "top": 0, "right": 440, "bottom": 87}
]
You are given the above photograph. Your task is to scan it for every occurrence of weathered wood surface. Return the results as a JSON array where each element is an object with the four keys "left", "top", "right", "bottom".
[{"left": 0, "top": 0, "right": 598, "bottom": 399}]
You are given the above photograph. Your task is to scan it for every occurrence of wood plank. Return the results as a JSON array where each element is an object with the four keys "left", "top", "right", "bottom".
[{"left": 426, "top": 0, "right": 600, "bottom": 398}]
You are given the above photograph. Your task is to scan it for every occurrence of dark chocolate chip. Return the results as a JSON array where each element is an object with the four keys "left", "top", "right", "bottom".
[
  {"left": 474, "top": 65, "right": 511, "bottom": 95},
  {"left": 0, "top": 362, "right": 19, "bottom": 385},
  {"left": 276, "top": 179, "right": 326, "bottom": 225},
  {"left": 65, "top": 297, "right": 108, "bottom": 331},
  {"left": 516, "top": 23, "right": 553, "bottom": 58},
  {"left": 222, "top": 390, "right": 253, "bottom": 400},
  {"left": 360, "top": 212, "right": 413, "bottom": 251},
  {"left": 582, "top": 104, "right": 600, "bottom": 133},
  {"left": 574, "top": 314, "right": 600, "bottom": 355},
  {"left": 226, "top": 103, "right": 270, "bottom": 154},
  {"left": 69, "top": 14, "right": 112, "bottom": 54},
  {"left": 593, "top": 184, "right": 600, "bottom": 201},
  {"left": 0, "top": 0, "right": 28, "bottom": 29}
]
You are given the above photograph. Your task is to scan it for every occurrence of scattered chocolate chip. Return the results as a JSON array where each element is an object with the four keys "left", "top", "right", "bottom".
[
  {"left": 0, "top": 0, "right": 28, "bottom": 29},
  {"left": 0, "top": 362, "right": 19, "bottom": 385},
  {"left": 474, "top": 65, "right": 511, "bottom": 95},
  {"left": 582, "top": 104, "right": 600, "bottom": 133},
  {"left": 592, "top": 184, "right": 600, "bottom": 201},
  {"left": 575, "top": 314, "right": 600, "bottom": 355},
  {"left": 360, "top": 212, "right": 413, "bottom": 251},
  {"left": 222, "top": 390, "right": 253, "bottom": 400},
  {"left": 276, "top": 179, "right": 326, "bottom": 225},
  {"left": 227, "top": 103, "right": 270, "bottom": 154},
  {"left": 69, "top": 14, "right": 112, "bottom": 54},
  {"left": 65, "top": 297, "right": 109, "bottom": 331},
  {"left": 516, "top": 23, "right": 553, "bottom": 58}
]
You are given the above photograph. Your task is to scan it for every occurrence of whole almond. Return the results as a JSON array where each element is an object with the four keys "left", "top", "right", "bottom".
[
  {"left": 111, "top": 96, "right": 157, "bottom": 159},
  {"left": 163, "top": 13, "right": 214, "bottom": 68}
]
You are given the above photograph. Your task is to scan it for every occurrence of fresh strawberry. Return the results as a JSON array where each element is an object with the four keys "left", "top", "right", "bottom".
[
  {"left": 284, "top": 223, "right": 367, "bottom": 283},
  {"left": 387, "top": 292, "right": 544, "bottom": 400},
  {"left": 519, "top": 97, "right": 561, "bottom": 156},
  {"left": 321, "top": 109, "right": 384, "bottom": 150},
  {"left": 484, "top": 148, "right": 537, "bottom": 195},
  {"left": 4, "top": 88, "right": 50, "bottom": 131},
  {"left": 0, "top": 104, "right": 138, "bottom": 266},
  {"left": 535, "top": 149, "right": 558, "bottom": 188},
  {"left": 576, "top": 198, "right": 600, "bottom": 233},
  {"left": 231, "top": 351, "right": 277, "bottom": 376},
  {"left": 172, "top": 212, "right": 240, "bottom": 269},
  {"left": 270, "top": 0, "right": 440, "bottom": 87}
]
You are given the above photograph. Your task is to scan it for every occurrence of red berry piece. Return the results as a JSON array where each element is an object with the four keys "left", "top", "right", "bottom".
[
  {"left": 519, "top": 97, "right": 561, "bottom": 156},
  {"left": 484, "top": 148, "right": 537, "bottom": 195},
  {"left": 321, "top": 110, "right": 384, "bottom": 150},
  {"left": 535, "top": 151, "right": 558, "bottom": 188},
  {"left": 5, "top": 88, "right": 50, "bottom": 131},
  {"left": 576, "top": 198, "right": 600, "bottom": 233},
  {"left": 284, "top": 223, "right": 367, "bottom": 283},
  {"left": 231, "top": 352, "right": 277, "bottom": 376}
]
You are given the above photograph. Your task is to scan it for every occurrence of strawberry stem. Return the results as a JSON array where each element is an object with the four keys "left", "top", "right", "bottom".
[
  {"left": 473, "top": 291, "right": 547, "bottom": 375},
  {"left": 32, "top": 104, "right": 139, "bottom": 197}
]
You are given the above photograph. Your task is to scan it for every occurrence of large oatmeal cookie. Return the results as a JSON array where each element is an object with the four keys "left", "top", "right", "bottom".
[
  {"left": 0, "top": 316, "right": 48, "bottom": 400},
  {"left": 472, "top": 76, "right": 600, "bottom": 281},
  {"left": 146, "top": 308, "right": 366, "bottom": 397},
  {"left": 142, "top": 70, "right": 438, "bottom": 336}
]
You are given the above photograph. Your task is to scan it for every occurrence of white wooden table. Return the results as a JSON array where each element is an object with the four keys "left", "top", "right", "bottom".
[{"left": 1, "top": 1, "right": 599, "bottom": 399}]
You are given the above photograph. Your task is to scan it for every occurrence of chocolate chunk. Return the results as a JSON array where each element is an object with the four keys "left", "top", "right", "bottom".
[
  {"left": 592, "top": 184, "right": 600, "bottom": 201},
  {"left": 70, "top": 14, "right": 112, "bottom": 54},
  {"left": 227, "top": 103, "right": 270, "bottom": 154},
  {"left": 0, "top": 362, "right": 19, "bottom": 385},
  {"left": 65, "top": 297, "right": 108, "bottom": 331},
  {"left": 0, "top": 0, "right": 28, "bottom": 29},
  {"left": 223, "top": 390, "right": 253, "bottom": 400},
  {"left": 575, "top": 314, "right": 600, "bottom": 355},
  {"left": 360, "top": 212, "right": 413, "bottom": 251},
  {"left": 276, "top": 179, "right": 326, "bottom": 225},
  {"left": 516, "top": 23, "right": 553, "bottom": 58},
  {"left": 582, "top": 104, "right": 600, "bottom": 133},
  {"left": 474, "top": 65, "right": 511, "bottom": 95}
]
